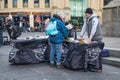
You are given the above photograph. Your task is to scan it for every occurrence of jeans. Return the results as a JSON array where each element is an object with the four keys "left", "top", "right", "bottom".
[{"left": 50, "top": 43, "right": 63, "bottom": 65}]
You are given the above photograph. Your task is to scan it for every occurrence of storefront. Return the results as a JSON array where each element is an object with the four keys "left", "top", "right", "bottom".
[
  {"left": 34, "top": 14, "right": 51, "bottom": 31},
  {"left": 10, "top": 12, "right": 30, "bottom": 32},
  {"left": 33, "top": 12, "right": 51, "bottom": 31},
  {"left": 0, "top": 13, "right": 9, "bottom": 24},
  {"left": 0, "top": 12, "right": 51, "bottom": 32}
]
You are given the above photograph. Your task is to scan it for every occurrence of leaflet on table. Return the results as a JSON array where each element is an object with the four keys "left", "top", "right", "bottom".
[
  {"left": 65, "top": 38, "right": 88, "bottom": 44},
  {"left": 34, "top": 35, "right": 49, "bottom": 39},
  {"left": 18, "top": 35, "right": 49, "bottom": 40}
]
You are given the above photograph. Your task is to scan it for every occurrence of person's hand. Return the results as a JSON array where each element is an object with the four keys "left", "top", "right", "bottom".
[
  {"left": 87, "top": 38, "right": 92, "bottom": 43},
  {"left": 79, "top": 36, "right": 84, "bottom": 41},
  {"left": 9, "top": 26, "right": 12, "bottom": 29},
  {"left": 64, "top": 38, "right": 68, "bottom": 42}
]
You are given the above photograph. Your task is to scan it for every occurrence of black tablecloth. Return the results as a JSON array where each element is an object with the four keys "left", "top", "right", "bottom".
[
  {"left": 62, "top": 41, "right": 104, "bottom": 70},
  {"left": 10, "top": 38, "right": 48, "bottom": 49},
  {"left": 9, "top": 39, "right": 104, "bottom": 71},
  {"left": 9, "top": 38, "right": 48, "bottom": 64}
]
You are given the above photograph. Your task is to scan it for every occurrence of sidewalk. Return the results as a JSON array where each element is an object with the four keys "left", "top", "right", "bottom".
[{"left": 103, "top": 37, "right": 120, "bottom": 50}]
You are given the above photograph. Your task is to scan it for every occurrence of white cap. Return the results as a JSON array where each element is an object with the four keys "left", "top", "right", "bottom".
[{"left": 57, "top": 12, "right": 66, "bottom": 18}]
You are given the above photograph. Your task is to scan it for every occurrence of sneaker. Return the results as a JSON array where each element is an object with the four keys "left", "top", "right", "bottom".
[
  {"left": 49, "top": 63, "right": 55, "bottom": 67},
  {"left": 56, "top": 64, "right": 64, "bottom": 69},
  {"left": 97, "top": 69, "right": 102, "bottom": 73}
]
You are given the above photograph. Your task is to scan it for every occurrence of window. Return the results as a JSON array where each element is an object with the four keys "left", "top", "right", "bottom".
[
  {"left": 13, "top": 0, "right": 17, "bottom": 8},
  {"left": 34, "top": 0, "right": 39, "bottom": 8},
  {"left": 70, "top": 0, "right": 87, "bottom": 17},
  {"left": 70, "top": 0, "right": 88, "bottom": 28},
  {"left": 45, "top": 0, "right": 50, "bottom": 8},
  {"left": 70, "top": 0, "right": 83, "bottom": 17},
  {"left": 23, "top": 0, "right": 28, "bottom": 8},
  {"left": 4, "top": 0, "right": 8, "bottom": 8}
]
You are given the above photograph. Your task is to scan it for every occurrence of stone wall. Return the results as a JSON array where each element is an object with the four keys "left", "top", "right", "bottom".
[
  {"left": 88, "top": 0, "right": 103, "bottom": 22},
  {"left": 102, "top": 7, "right": 120, "bottom": 37}
]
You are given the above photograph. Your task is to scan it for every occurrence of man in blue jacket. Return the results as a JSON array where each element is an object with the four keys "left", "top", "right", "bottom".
[{"left": 49, "top": 12, "right": 68, "bottom": 69}]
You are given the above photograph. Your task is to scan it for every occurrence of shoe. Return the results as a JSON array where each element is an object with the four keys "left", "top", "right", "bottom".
[
  {"left": 49, "top": 63, "right": 55, "bottom": 67},
  {"left": 97, "top": 69, "right": 102, "bottom": 73},
  {"left": 56, "top": 64, "right": 64, "bottom": 69}
]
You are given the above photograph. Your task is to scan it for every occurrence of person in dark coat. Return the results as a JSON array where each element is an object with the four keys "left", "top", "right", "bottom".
[{"left": 5, "top": 17, "right": 13, "bottom": 39}]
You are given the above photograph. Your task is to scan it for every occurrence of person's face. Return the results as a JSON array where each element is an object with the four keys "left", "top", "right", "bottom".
[
  {"left": 85, "top": 13, "right": 91, "bottom": 19},
  {"left": 62, "top": 17, "right": 66, "bottom": 22},
  {"left": 59, "top": 15, "right": 66, "bottom": 22},
  {"left": 62, "top": 17, "right": 65, "bottom": 22}
]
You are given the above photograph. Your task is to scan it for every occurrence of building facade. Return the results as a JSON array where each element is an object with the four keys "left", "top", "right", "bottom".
[
  {"left": 102, "top": 0, "right": 120, "bottom": 37},
  {"left": 0, "top": 0, "right": 103, "bottom": 28}
]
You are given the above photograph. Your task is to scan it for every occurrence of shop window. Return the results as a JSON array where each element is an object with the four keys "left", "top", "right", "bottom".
[
  {"left": 4, "top": 0, "right": 8, "bottom": 8},
  {"left": 34, "top": 0, "right": 39, "bottom": 8},
  {"left": 13, "top": 16, "right": 20, "bottom": 26},
  {"left": 23, "top": 0, "right": 28, "bottom": 8},
  {"left": 13, "top": 0, "right": 17, "bottom": 8},
  {"left": 45, "top": 0, "right": 50, "bottom": 8},
  {"left": 70, "top": 0, "right": 84, "bottom": 17},
  {"left": 70, "top": 0, "right": 87, "bottom": 28}
]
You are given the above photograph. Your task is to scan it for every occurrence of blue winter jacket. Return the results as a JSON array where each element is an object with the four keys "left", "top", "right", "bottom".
[{"left": 49, "top": 17, "right": 68, "bottom": 44}]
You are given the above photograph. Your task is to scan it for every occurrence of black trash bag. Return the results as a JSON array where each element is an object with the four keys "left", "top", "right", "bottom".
[
  {"left": 62, "top": 43, "right": 86, "bottom": 70},
  {"left": 9, "top": 48, "right": 45, "bottom": 64},
  {"left": 84, "top": 42, "right": 104, "bottom": 72}
]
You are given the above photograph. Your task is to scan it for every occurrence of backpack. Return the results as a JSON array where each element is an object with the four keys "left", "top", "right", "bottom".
[{"left": 45, "top": 21, "right": 58, "bottom": 36}]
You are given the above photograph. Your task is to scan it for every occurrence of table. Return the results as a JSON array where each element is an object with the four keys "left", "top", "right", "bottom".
[
  {"left": 9, "top": 38, "right": 48, "bottom": 64},
  {"left": 44, "top": 40, "right": 104, "bottom": 71},
  {"left": 9, "top": 38, "right": 104, "bottom": 71},
  {"left": 10, "top": 38, "right": 48, "bottom": 49}
]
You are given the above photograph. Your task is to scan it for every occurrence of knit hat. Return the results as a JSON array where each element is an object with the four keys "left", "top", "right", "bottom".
[
  {"left": 85, "top": 8, "right": 93, "bottom": 14},
  {"left": 57, "top": 12, "right": 66, "bottom": 19}
]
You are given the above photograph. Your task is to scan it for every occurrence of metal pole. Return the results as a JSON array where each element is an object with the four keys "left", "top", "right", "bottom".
[
  {"left": 116, "top": 6, "right": 119, "bottom": 36},
  {"left": 0, "top": 0, "right": 1, "bottom": 9}
]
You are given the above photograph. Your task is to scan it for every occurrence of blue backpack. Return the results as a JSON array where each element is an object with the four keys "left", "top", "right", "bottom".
[{"left": 45, "top": 21, "right": 58, "bottom": 36}]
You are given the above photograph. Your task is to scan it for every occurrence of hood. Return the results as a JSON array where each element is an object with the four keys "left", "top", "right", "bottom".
[
  {"left": 88, "top": 13, "right": 97, "bottom": 20},
  {"left": 50, "top": 17, "right": 57, "bottom": 22},
  {"left": 50, "top": 14, "right": 62, "bottom": 22}
]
